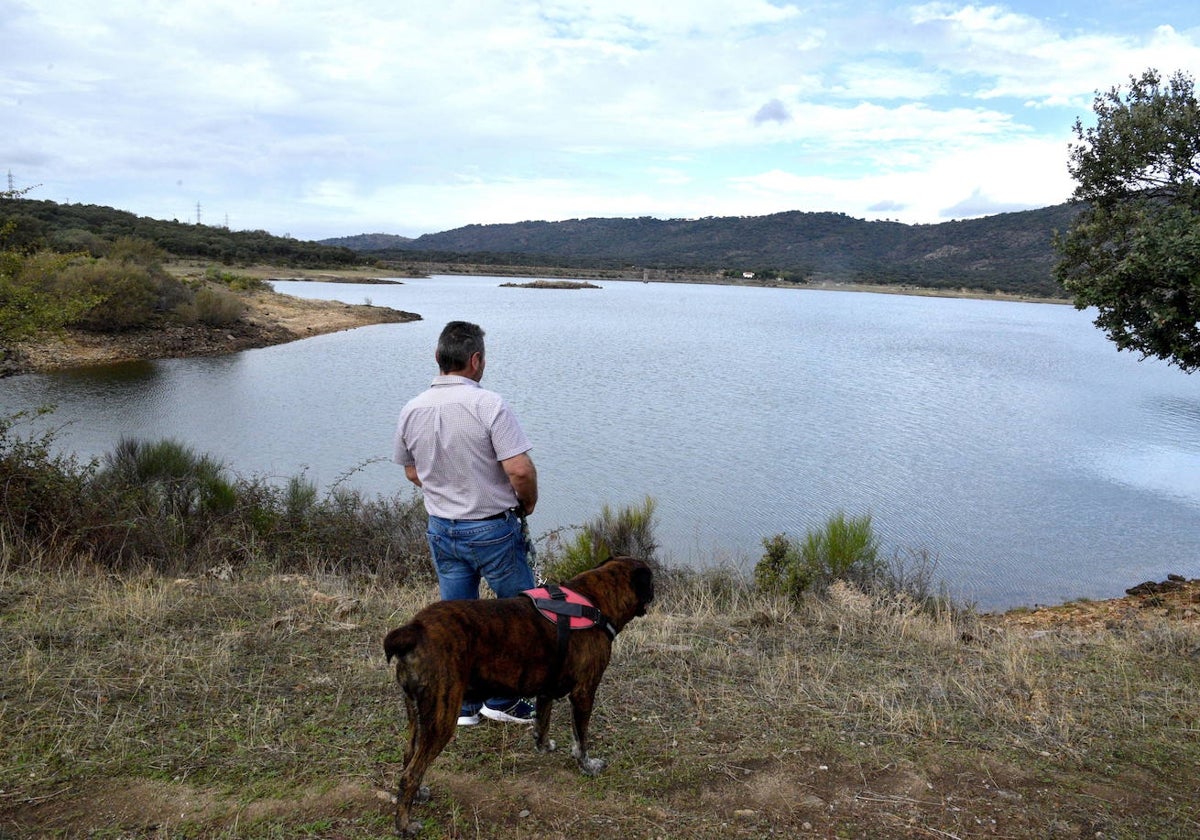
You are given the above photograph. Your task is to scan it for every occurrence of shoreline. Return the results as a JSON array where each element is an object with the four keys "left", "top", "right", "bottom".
[
  {"left": 250, "top": 260, "right": 1072, "bottom": 305},
  {"left": 6, "top": 277, "right": 419, "bottom": 377}
]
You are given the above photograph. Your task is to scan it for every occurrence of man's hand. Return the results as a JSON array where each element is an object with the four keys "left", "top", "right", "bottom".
[{"left": 404, "top": 465, "right": 422, "bottom": 488}]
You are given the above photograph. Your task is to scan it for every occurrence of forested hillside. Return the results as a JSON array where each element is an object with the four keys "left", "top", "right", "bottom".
[
  {"left": 4, "top": 196, "right": 1079, "bottom": 297},
  {"left": 329, "top": 204, "right": 1079, "bottom": 297},
  {"left": 5, "top": 199, "right": 364, "bottom": 268}
]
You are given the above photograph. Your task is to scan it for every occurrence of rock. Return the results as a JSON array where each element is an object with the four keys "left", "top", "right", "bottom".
[{"left": 1126, "top": 579, "right": 1184, "bottom": 596}]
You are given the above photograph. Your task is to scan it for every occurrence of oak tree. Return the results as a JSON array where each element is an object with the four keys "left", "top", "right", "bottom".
[{"left": 1054, "top": 69, "right": 1200, "bottom": 372}]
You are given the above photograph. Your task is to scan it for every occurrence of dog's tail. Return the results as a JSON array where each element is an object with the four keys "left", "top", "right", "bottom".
[{"left": 383, "top": 623, "right": 423, "bottom": 664}]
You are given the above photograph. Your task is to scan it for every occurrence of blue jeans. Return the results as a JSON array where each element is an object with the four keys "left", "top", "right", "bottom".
[{"left": 426, "top": 512, "right": 535, "bottom": 713}]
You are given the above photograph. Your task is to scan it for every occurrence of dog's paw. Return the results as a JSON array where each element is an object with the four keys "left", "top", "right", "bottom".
[
  {"left": 394, "top": 816, "right": 422, "bottom": 836},
  {"left": 577, "top": 756, "right": 606, "bottom": 776},
  {"left": 536, "top": 737, "right": 557, "bottom": 753},
  {"left": 415, "top": 785, "right": 431, "bottom": 804}
]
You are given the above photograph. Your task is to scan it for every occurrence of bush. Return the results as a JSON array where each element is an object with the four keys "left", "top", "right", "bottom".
[
  {"left": 108, "top": 236, "right": 166, "bottom": 268},
  {"left": 541, "top": 496, "right": 659, "bottom": 581},
  {"left": 193, "top": 285, "right": 245, "bottom": 326},
  {"left": 755, "top": 511, "right": 881, "bottom": 599},
  {"left": 82, "top": 438, "right": 239, "bottom": 570},
  {"left": 1, "top": 225, "right": 97, "bottom": 343},
  {"left": 0, "top": 409, "right": 96, "bottom": 552},
  {"left": 0, "top": 417, "right": 434, "bottom": 579},
  {"left": 54, "top": 259, "right": 159, "bottom": 330},
  {"left": 205, "top": 265, "right": 271, "bottom": 292}
]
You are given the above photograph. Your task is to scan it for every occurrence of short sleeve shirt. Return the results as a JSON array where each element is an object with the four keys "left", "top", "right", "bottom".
[{"left": 393, "top": 375, "right": 532, "bottom": 519}]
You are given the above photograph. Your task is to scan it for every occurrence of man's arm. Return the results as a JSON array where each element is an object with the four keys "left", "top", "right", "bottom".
[
  {"left": 500, "top": 452, "right": 538, "bottom": 515},
  {"left": 403, "top": 464, "right": 422, "bottom": 488}
]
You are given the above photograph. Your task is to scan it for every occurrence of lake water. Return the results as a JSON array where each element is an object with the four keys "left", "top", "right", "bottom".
[{"left": 2, "top": 275, "right": 1198, "bottom": 610}]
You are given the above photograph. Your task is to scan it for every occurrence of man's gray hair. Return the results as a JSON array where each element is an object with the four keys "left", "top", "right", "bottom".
[{"left": 436, "top": 321, "right": 485, "bottom": 373}]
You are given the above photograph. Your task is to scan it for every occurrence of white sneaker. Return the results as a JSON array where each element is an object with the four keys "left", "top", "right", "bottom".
[{"left": 481, "top": 699, "right": 536, "bottom": 724}]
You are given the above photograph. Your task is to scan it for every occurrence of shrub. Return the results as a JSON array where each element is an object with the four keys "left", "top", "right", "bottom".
[
  {"left": 83, "top": 438, "right": 240, "bottom": 570},
  {"left": 0, "top": 409, "right": 96, "bottom": 552},
  {"left": 100, "top": 437, "right": 237, "bottom": 518},
  {"left": 193, "top": 285, "right": 245, "bottom": 326},
  {"left": 755, "top": 532, "right": 805, "bottom": 595},
  {"left": 0, "top": 415, "right": 434, "bottom": 580},
  {"left": 205, "top": 265, "right": 271, "bottom": 292},
  {"left": 108, "top": 236, "right": 166, "bottom": 268},
  {"left": 755, "top": 511, "right": 881, "bottom": 599},
  {"left": 541, "top": 496, "right": 659, "bottom": 582},
  {"left": 1, "top": 227, "right": 97, "bottom": 342},
  {"left": 54, "top": 259, "right": 159, "bottom": 330}
]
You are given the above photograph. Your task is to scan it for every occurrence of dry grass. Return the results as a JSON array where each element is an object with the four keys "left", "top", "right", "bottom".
[{"left": 1, "top": 558, "right": 1198, "bottom": 839}]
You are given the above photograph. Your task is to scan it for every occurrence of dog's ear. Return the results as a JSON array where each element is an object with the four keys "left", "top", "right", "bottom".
[{"left": 632, "top": 565, "right": 654, "bottom": 613}]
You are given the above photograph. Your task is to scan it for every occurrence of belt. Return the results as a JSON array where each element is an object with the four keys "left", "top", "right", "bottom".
[{"left": 431, "top": 510, "right": 509, "bottom": 523}]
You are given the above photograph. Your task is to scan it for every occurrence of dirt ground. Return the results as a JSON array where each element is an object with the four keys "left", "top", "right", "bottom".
[{"left": 989, "top": 575, "right": 1200, "bottom": 632}]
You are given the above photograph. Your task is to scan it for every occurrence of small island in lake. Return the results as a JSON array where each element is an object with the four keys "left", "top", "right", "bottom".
[{"left": 499, "top": 280, "right": 600, "bottom": 290}]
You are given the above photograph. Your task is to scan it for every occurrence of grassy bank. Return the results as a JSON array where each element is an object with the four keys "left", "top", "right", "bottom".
[
  {"left": 0, "top": 418, "right": 1196, "bottom": 838},
  {"left": 1, "top": 560, "right": 1197, "bottom": 839}
]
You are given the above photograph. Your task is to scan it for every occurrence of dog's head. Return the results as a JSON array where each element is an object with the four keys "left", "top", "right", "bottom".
[{"left": 569, "top": 556, "right": 654, "bottom": 629}]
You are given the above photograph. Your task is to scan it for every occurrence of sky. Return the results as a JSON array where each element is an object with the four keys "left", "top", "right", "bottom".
[{"left": 3, "top": 1, "right": 1200, "bottom": 241}]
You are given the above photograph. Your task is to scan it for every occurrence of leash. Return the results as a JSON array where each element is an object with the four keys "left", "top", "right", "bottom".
[{"left": 514, "top": 507, "right": 540, "bottom": 582}]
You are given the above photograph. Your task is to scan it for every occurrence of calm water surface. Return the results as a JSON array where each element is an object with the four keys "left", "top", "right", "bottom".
[{"left": 3, "top": 275, "right": 1198, "bottom": 610}]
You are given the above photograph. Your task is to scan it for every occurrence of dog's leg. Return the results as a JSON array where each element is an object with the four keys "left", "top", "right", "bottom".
[
  {"left": 400, "top": 694, "right": 418, "bottom": 769},
  {"left": 533, "top": 695, "right": 556, "bottom": 753},
  {"left": 394, "top": 688, "right": 458, "bottom": 836},
  {"left": 568, "top": 684, "right": 606, "bottom": 776}
]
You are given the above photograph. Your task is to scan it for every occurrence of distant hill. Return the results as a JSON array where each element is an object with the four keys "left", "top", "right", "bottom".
[
  {"left": 3, "top": 197, "right": 1080, "bottom": 297},
  {"left": 324, "top": 205, "right": 1080, "bottom": 297},
  {"left": 319, "top": 233, "right": 413, "bottom": 251},
  {"left": 3, "top": 199, "right": 365, "bottom": 268}
]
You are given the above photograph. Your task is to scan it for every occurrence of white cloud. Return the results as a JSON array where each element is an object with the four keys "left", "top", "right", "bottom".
[{"left": 3, "top": 0, "right": 1198, "bottom": 238}]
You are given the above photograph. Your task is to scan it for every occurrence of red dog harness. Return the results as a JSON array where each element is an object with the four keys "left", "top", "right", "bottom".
[
  {"left": 521, "top": 584, "right": 617, "bottom": 695},
  {"left": 522, "top": 584, "right": 617, "bottom": 638}
]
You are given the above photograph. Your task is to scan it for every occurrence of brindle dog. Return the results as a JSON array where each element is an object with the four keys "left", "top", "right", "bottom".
[{"left": 383, "top": 556, "right": 654, "bottom": 835}]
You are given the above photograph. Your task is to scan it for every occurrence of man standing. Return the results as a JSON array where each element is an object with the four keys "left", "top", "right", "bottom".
[{"left": 393, "top": 321, "right": 538, "bottom": 725}]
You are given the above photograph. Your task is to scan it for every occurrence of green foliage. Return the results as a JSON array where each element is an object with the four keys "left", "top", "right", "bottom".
[
  {"left": 100, "top": 437, "right": 237, "bottom": 518},
  {"left": 4, "top": 198, "right": 364, "bottom": 268},
  {"left": 755, "top": 511, "right": 881, "bottom": 598},
  {"left": 0, "top": 217, "right": 99, "bottom": 344},
  {"left": 47, "top": 238, "right": 194, "bottom": 332},
  {"left": 192, "top": 285, "right": 245, "bottom": 326},
  {"left": 205, "top": 265, "right": 271, "bottom": 291},
  {"left": 53, "top": 258, "right": 160, "bottom": 330},
  {"left": 48, "top": 227, "right": 107, "bottom": 256},
  {"left": 0, "top": 415, "right": 432, "bottom": 579},
  {"left": 1055, "top": 68, "right": 1200, "bottom": 372},
  {"left": 83, "top": 438, "right": 238, "bottom": 568},
  {"left": 108, "top": 235, "right": 168, "bottom": 268},
  {"left": 542, "top": 496, "right": 658, "bottom": 582},
  {"left": 365, "top": 206, "right": 1074, "bottom": 297},
  {"left": 0, "top": 409, "right": 97, "bottom": 549},
  {"left": 754, "top": 532, "right": 805, "bottom": 595},
  {"left": 1, "top": 254, "right": 98, "bottom": 342},
  {"left": 1, "top": 210, "right": 195, "bottom": 339}
]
